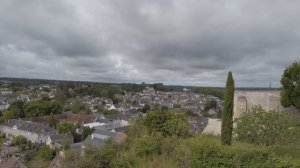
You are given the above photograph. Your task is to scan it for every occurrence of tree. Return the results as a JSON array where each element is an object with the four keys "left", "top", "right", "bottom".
[
  {"left": 37, "top": 145, "right": 55, "bottom": 160},
  {"left": 7, "top": 100, "right": 25, "bottom": 118},
  {"left": 71, "top": 99, "right": 81, "bottom": 114},
  {"left": 82, "top": 127, "right": 95, "bottom": 140},
  {"left": 280, "top": 61, "right": 300, "bottom": 110},
  {"left": 235, "top": 106, "right": 294, "bottom": 146},
  {"left": 221, "top": 71, "right": 235, "bottom": 146},
  {"left": 141, "top": 104, "right": 151, "bottom": 113},
  {"left": 144, "top": 109, "right": 189, "bottom": 137},
  {"left": 3, "top": 110, "right": 15, "bottom": 121},
  {"left": 55, "top": 88, "right": 66, "bottom": 105},
  {"left": 57, "top": 121, "right": 75, "bottom": 134},
  {"left": 13, "top": 135, "right": 27, "bottom": 146},
  {"left": 204, "top": 99, "right": 217, "bottom": 112},
  {"left": 48, "top": 113, "right": 59, "bottom": 128}
]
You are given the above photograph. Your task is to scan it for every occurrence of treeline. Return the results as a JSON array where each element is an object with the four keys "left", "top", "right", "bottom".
[{"left": 193, "top": 87, "right": 225, "bottom": 99}]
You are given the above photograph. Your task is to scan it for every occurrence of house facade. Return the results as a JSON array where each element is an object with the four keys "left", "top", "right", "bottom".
[{"left": 0, "top": 119, "right": 57, "bottom": 143}]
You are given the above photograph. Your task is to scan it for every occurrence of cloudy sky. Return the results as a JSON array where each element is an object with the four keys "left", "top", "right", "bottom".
[{"left": 0, "top": 0, "right": 299, "bottom": 87}]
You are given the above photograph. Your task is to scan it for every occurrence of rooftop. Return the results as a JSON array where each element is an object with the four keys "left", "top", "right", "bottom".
[{"left": 1, "top": 119, "right": 57, "bottom": 135}]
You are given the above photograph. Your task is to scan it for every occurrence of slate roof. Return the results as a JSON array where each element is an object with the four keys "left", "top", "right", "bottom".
[
  {"left": 104, "top": 114, "right": 129, "bottom": 120},
  {"left": 1, "top": 119, "right": 57, "bottom": 135},
  {"left": 114, "top": 126, "right": 130, "bottom": 133},
  {"left": 83, "top": 135, "right": 105, "bottom": 147},
  {"left": 49, "top": 133, "right": 73, "bottom": 145},
  {"left": 93, "top": 129, "right": 116, "bottom": 137}
]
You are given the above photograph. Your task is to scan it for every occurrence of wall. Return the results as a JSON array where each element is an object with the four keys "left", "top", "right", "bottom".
[
  {"left": 0, "top": 126, "right": 49, "bottom": 143},
  {"left": 233, "top": 89, "right": 284, "bottom": 119}
]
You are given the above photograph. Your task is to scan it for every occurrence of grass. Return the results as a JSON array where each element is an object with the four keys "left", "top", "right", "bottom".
[{"left": 27, "top": 157, "right": 51, "bottom": 168}]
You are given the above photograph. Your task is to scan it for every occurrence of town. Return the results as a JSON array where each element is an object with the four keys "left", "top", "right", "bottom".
[{"left": 0, "top": 78, "right": 224, "bottom": 167}]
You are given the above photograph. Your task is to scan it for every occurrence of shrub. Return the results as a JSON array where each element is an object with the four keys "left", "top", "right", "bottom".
[
  {"left": 13, "top": 135, "right": 27, "bottom": 146},
  {"left": 174, "top": 136, "right": 299, "bottom": 168},
  {"left": 37, "top": 145, "right": 55, "bottom": 161},
  {"left": 234, "top": 106, "right": 294, "bottom": 146},
  {"left": 134, "top": 135, "right": 163, "bottom": 157}
]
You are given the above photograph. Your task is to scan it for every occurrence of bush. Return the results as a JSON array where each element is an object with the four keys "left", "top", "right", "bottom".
[
  {"left": 13, "top": 135, "right": 27, "bottom": 146},
  {"left": 37, "top": 145, "right": 55, "bottom": 161},
  {"left": 234, "top": 106, "right": 295, "bottom": 146},
  {"left": 174, "top": 136, "right": 299, "bottom": 168},
  {"left": 102, "top": 109, "right": 119, "bottom": 115},
  {"left": 144, "top": 109, "right": 189, "bottom": 137},
  {"left": 134, "top": 135, "right": 163, "bottom": 157}
]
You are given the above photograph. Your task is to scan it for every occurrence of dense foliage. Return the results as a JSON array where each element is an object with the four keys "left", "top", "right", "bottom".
[
  {"left": 102, "top": 109, "right": 119, "bottom": 115},
  {"left": 193, "top": 87, "right": 225, "bottom": 99},
  {"left": 24, "top": 100, "right": 62, "bottom": 117},
  {"left": 204, "top": 99, "right": 217, "bottom": 112},
  {"left": 235, "top": 106, "right": 295, "bottom": 146},
  {"left": 36, "top": 145, "right": 56, "bottom": 161},
  {"left": 280, "top": 61, "right": 300, "bottom": 110},
  {"left": 144, "top": 110, "right": 190, "bottom": 137},
  {"left": 57, "top": 121, "right": 94, "bottom": 143},
  {"left": 2, "top": 100, "right": 62, "bottom": 120},
  {"left": 71, "top": 99, "right": 91, "bottom": 114},
  {"left": 221, "top": 71, "right": 235, "bottom": 146}
]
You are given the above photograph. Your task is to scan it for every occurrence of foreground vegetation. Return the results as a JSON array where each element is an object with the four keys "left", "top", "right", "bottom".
[{"left": 62, "top": 109, "right": 300, "bottom": 168}]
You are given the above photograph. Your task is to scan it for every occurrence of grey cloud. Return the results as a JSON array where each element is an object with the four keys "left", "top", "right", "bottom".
[{"left": 0, "top": 0, "right": 300, "bottom": 87}]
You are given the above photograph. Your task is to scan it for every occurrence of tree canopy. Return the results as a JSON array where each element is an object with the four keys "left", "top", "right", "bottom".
[{"left": 280, "top": 61, "right": 300, "bottom": 110}]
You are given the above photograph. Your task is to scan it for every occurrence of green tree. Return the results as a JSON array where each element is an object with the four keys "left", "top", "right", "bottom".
[
  {"left": 234, "top": 106, "right": 294, "bottom": 146},
  {"left": 57, "top": 121, "right": 75, "bottom": 134},
  {"left": 23, "top": 100, "right": 62, "bottom": 117},
  {"left": 162, "top": 116, "right": 189, "bottom": 137},
  {"left": 71, "top": 99, "right": 81, "bottom": 114},
  {"left": 37, "top": 145, "right": 55, "bottom": 161},
  {"left": 141, "top": 104, "right": 151, "bottom": 113},
  {"left": 221, "top": 71, "right": 235, "bottom": 146},
  {"left": 204, "top": 99, "right": 217, "bottom": 112},
  {"left": 55, "top": 88, "right": 66, "bottom": 105},
  {"left": 3, "top": 110, "right": 15, "bottom": 121},
  {"left": 13, "top": 135, "right": 27, "bottom": 146},
  {"left": 280, "top": 61, "right": 300, "bottom": 110},
  {"left": 48, "top": 113, "right": 59, "bottom": 128},
  {"left": 7, "top": 100, "right": 25, "bottom": 118},
  {"left": 144, "top": 109, "right": 189, "bottom": 137},
  {"left": 81, "top": 127, "right": 95, "bottom": 140}
]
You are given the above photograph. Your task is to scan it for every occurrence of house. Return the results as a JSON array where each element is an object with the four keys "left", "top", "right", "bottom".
[
  {"left": 0, "top": 88, "right": 13, "bottom": 95},
  {"left": 108, "top": 104, "right": 116, "bottom": 110},
  {"left": 83, "top": 129, "right": 126, "bottom": 148},
  {"left": 0, "top": 101, "right": 9, "bottom": 111},
  {"left": 104, "top": 114, "right": 130, "bottom": 127},
  {"left": 0, "top": 119, "right": 57, "bottom": 143},
  {"left": 83, "top": 122, "right": 105, "bottom": 128},
  {"left": 17, "top": 95, "right": 31, "bottom": 102},
  {"left": 83, "top": 130, "right": 116, "bottom": 148},
  {"left": 46, "top": 134, "right": 73, "bottom": 149}
]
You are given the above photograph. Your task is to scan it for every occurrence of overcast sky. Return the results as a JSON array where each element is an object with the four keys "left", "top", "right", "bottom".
[{"left": 0, "top": 0, "right": 299, "bottom": 87}]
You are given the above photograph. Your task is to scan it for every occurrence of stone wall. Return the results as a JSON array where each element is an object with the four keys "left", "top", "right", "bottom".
[
  {"left": 202, "top": 118, "right": 222, "bottom": 135},
  {"left": 233, "top": 89, "right": 284, "bottom": 119}
]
